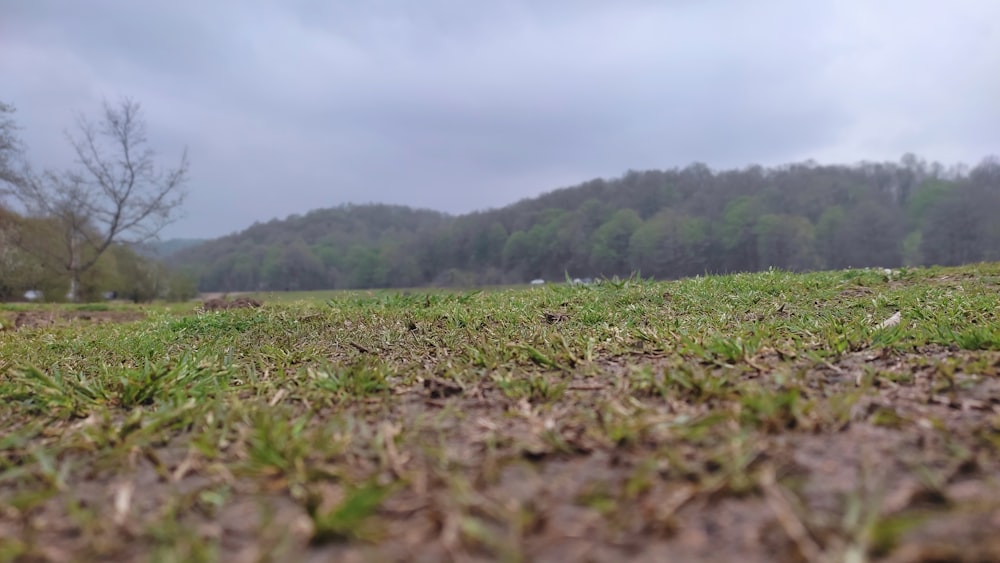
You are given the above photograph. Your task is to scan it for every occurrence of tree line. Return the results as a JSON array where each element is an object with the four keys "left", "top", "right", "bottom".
[
  {"left": 169, "top": 154, "right": 1000, "bottom": 292},
  {"left": 5, "top": 94, "right": 997, "bottom": 298}
]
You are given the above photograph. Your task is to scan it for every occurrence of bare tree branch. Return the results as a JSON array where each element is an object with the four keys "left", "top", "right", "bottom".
[{"left": 0, "top": 101, "right": 27, "bottom": 196}]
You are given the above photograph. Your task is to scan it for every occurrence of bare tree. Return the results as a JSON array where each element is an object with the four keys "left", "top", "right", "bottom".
[
  {"left": 0, "top": 101, "right": 25, "bottom": 193},
  {"left": 11, "top": 97, "right": 189, "bottom": 300}
]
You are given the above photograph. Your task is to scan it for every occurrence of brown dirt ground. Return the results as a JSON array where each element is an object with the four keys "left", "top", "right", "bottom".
[
  {"left": 1, "top": 310, "right": 146, "bottom": 331},
  {"left": 2, "top": 317, "right": 1000, "bottom": 561}
]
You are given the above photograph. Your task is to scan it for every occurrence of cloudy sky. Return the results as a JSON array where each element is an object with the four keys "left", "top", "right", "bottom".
[{"left": 2, "top": 1, "right": 998, "bottom": 239}]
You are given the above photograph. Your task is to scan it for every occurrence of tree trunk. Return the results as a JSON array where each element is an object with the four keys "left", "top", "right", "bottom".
[
  {"left": 68, "top": 233, "right": 80, "bottom": 302},
  {"left": 69, "top": 271, "right": 80, "bottom": 302}
]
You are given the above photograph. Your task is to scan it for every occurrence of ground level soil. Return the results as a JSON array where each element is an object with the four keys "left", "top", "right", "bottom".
[
  {"left": 306, "top": 347, "right": 1000, "bottom": 563},
  {"left": 1, "top": 310, "right": 147, "bottom": 331},
  {"left": 1, "top": 295, "right": 262, "bottom": 331},
  {"left": 2, "top": 302, "right": 1000, "bottom": 561}
]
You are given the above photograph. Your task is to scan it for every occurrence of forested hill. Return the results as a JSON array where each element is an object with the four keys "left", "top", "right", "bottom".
[
  {"left": 168, "top": 204, "right": 449, "bottom": 290},
  {"left": 169, "top": 156, "right": 1000, "bottom": 292}
]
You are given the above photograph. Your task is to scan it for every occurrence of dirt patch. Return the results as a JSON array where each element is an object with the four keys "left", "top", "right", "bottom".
[
  {"left": 200, "top": 296, "right": 263, "bottom": 311},
  {"left": 2, "top": 310, "right": 146, "bottom": 331},
  {"left": 5, "top": 340, "right": 1000, "bottom": 561},
  {"left": 229, "top": 348, "right": 998, "bottom": 562}
]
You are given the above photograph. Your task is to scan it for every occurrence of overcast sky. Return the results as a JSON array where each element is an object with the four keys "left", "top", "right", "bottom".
[{"left": 2, "top": 1, "right": 998, "bottom": 239}]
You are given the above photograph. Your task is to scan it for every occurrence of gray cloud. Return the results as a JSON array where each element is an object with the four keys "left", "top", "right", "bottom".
[{"left": 2, "top": 0, "right": 998, "bottom": 238}]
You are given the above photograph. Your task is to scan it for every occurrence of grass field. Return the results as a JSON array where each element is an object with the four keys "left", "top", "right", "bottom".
[{"left": 2, "top": 265, "right": 1000, "bottom": 562}]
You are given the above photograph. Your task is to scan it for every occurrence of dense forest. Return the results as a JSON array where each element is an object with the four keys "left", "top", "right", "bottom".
[{"left": 168, "top": 154, "right": 1000, "bottom": 292}]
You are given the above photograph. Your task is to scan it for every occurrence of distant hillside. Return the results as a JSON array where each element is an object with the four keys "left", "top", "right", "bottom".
[
  {"left": 168, "top": 155, "right": 1000, "bottom": 292},
  {"left": 138, "top": 238, "right": 206, "bottom": 258},
  {"left": 168, "top": 204, "right": 449, "bottom": 291}
]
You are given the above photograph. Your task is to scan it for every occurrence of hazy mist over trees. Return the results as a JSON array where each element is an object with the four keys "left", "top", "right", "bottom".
[{"left": 167, "top": 154, "right": 1000, "bottom": 292}]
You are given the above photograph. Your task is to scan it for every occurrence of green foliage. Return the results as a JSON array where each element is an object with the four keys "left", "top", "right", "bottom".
[
  {"left": 182, "top": 204, "right": 448, "bottom": 291},
  {"left": 472, "top": 221, "right": 508, "bottom": 266},
  {"left": 163, "top": 270, "right": 199, "bottom": 302},
  {"left": 753, "top": 214, "right": 818, "bottom": 271},
  {"left": 920, "top": 180, "right": 1000, "bottom": 266},
  {"left": 816, "top": 200, "right": 904, "bottom": 269},
  {"left": 0, "top": 209, "right": 48, "bottom": 300},
  {"left": 307, "top": 482, "right": 393, "bottom": 543},
  {"left": 905, "top": 180, "right": 953, "bottom": 229},
  {"left": 901, "top": 231, "right": 923, "bottom": 266},
  {"left": 165, "top": 157, "right": 999, "bottom": 291},
  {"left": 0, "top": 207, "right": 196, "bottom": 303},
  {"left": 6, "top": 356, "right": 231, "bottom": 416},
  {"left": 590, "top": 208, "right": 642, "bottom": 274},
  {"left": 629, "top": 209, "right": 708, "bottom": 277},
  {"left": 306, "top": 360, "right": 390, "bottom": 399}
]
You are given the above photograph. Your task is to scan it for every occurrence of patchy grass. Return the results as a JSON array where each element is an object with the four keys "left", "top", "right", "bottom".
[{"left": 2, "top": 264, "right": 1000, "bottom": 562}]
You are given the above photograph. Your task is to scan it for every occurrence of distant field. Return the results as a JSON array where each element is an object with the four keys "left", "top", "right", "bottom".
[
  {"left": 2, "top": 265, "right": 1000, "bottom": 562},
  {"left": 231, "top": 283, "right": 527, "bottom": 304}
]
